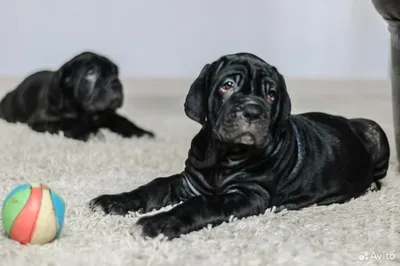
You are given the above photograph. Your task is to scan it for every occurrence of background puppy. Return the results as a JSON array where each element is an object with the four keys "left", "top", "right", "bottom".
[
  {"left": 0, "top": 51, "right": 155, "bottom": 141},
  {"left": 90, "top": 52, "right": 390, "bottom": 239}
]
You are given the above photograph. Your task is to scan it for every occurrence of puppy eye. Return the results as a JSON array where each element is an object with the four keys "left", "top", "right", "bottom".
[
  {"left": 64, "top": 76, "right": 72, "bottom": 84},
  {"left": 267, "top": 89, "right": 277, "bottom": 102},
  {"left": 87, "top": 68, "right": 96, "bottom": 76},
  {"left": 219, "top": 81, "right": 235, "bottom": 94}
]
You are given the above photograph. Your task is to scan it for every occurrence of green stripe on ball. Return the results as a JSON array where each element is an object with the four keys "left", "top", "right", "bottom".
[{"left": 2, "top": 186, "right": 32, "bottom": 236}]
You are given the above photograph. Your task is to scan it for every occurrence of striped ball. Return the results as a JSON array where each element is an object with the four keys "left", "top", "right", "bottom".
[{"left": 1, "top": 183, "right": 65, "bottom": 245}]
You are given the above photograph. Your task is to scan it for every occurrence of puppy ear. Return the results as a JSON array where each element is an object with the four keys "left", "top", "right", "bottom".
[
  {"left": 48, "top": 75, "right": 64, "bottom": 111},
  {"left": 273, "top": 71, "right": 292, "bottom": 135},
  {"left": 48, "top": 52, "right": 91, "bottom": 110},
  {"left": 58, "top": 52, "right": 93, "bottom": 84},
  {"left": 184, "top": 64, "right": 212, "bottom": 125},
  {"left": 277, "top": 72, "right": 291, "bottom": 121}
]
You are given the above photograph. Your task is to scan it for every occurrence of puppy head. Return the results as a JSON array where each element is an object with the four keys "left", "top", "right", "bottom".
[
  {"left": 184, "top": 52, "right": 291, "bottom": 149},
  {"left": 56, "top": 51, "right": 123, "bottom": 112}
]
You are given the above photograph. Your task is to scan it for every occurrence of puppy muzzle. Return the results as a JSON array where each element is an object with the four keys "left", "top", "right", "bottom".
[
  {"left": 213, "top": 96, "right": 270, "bottom": 146},
  {"left": 82, "top": 76, "right": 124, "bottom": 111},
  {"left": 106, "top": 76, "right": 122, "bottom": 91},
  {"left": 104, "top": 76, "right": 123, "bottom": 109}
]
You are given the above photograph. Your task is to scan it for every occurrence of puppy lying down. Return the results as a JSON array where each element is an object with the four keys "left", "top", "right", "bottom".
[
  {"left": 0, "top": 51, "right": 154, "bottom": 141},
  {"left": 90, "top": 52, "right": 390, "bottom": 239}
]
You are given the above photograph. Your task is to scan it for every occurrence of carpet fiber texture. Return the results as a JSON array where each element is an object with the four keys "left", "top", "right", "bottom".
[{"left": 0, "top": 79, "right": 398, "bottom": 266}]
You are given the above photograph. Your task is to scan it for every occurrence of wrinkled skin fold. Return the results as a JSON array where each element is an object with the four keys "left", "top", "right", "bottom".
[
  {"left": 90, "top": 52, "right": 390, "bottom": 239},
  {"left": 0, "top": 51, "right": 154, "bottom": 141}
]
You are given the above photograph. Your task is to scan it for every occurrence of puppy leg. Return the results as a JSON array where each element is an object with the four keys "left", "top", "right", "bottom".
[
  {"left": 102, "top": 112, "right": 155, "bottom": 138},
  {"left": 29, "top": 120, "right": 93, "bottom": 141},
  {"left": 89, "top": 174, "right": 193, "bottom": 215},
  {"left": 29, "top": 121, "right": 62, "bottom": 135},
  {"left": 62, "top": 125, "right": 93, "bottom": 141},
  {"left": 136, "top": 188, "right": 270, "bottom": 239},
  {"left": 349, "top": 118, "right": 390, "bottom": 180},
  {"left": 26, "top": 111, "right": 92, "bottom": 141}
]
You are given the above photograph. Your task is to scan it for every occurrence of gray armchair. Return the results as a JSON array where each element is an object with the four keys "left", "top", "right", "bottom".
[{"left": 372, "top": 0, "right": 400, "bottom": 167}]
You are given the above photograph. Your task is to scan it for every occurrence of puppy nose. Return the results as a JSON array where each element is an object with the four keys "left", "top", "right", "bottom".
[
  {"left": 241, "top": 104, "right": 261, "bottom": 120},
  {"left": 107, "top": 77, "right": 122, "bottom": 89}
]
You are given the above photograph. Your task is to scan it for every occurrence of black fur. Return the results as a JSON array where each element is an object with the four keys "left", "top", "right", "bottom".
[
  {"left": 90, "top": 52, "right": 390, "bottom": 239},
  {"left": 0, "top": 51, "right": 154, "bottom": 141}
]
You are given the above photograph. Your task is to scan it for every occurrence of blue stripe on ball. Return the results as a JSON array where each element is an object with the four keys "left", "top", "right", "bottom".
[{"left": 50, "top": 190, "right": 65, "bottom": 237}]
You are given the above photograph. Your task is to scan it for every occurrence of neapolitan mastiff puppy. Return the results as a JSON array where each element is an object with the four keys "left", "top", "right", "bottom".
[
  {"left": 90, "top": 52, "right": 390, "bottom": 239},
  {"left": 0, "top": 51, "right": 154, "bottom": 141}
]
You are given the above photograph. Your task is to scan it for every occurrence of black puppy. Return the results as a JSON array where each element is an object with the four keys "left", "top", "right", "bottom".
[
  {"left": 0, "top": 51, "right": 154, "bottom": 141},
  {"left": 90, "top": 53, "right": 390, "bottom": 239}
]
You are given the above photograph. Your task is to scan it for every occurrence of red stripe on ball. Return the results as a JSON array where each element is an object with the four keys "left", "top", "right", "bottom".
[{"left": 10, "top": 187, "right": 42, "bottom": 244}]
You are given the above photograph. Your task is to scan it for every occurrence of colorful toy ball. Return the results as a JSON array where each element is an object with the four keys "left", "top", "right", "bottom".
[{"left": 1, "top": 183, "right": 65, "bottom": 245}]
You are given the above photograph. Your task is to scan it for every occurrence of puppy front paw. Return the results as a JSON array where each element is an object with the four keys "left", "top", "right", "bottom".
[
  {"left": 89, "top": 193, "right": 143, "bottom": 216},
  {"left": 126, "top": 128, "right": 155, "bottom": 138},
  {"left": 63, "top": 129, "right": 92, "bottom": 142},
  {"left": 136, "top": 213, "right": 187, "bottom": 239},
  {"left": 141, "top": 130, "right": 155, "bottom": 138},
  {"left": 118, "top": 128, "right": 155, "bottom": 139}
]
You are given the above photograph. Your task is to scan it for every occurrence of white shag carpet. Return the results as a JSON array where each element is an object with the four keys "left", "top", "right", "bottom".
[{"left": 0, "top": 78, "right": 398, "bottom": 266}]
